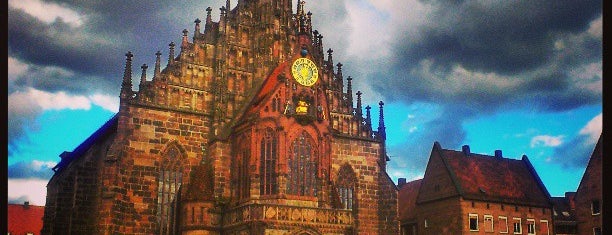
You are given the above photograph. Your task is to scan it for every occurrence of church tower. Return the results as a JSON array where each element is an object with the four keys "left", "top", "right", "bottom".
[{"left": 42, "top": 1, "right": 399, "bottom": 234}]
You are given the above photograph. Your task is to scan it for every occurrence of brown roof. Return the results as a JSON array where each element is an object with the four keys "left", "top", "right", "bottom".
[
  {"left": 8, "top": 203, "right": 45, "bottom": 235},
  {"left": 436, "top": 143, "right": 551, "bottom": 207},
  {"left": 398, "top": 179, "right": 422, "bottom": 222}
]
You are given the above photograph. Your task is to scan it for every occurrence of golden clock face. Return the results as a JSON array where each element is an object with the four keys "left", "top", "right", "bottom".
[{"left": 291, "top": 57, "right": 318, "bottom": 87}]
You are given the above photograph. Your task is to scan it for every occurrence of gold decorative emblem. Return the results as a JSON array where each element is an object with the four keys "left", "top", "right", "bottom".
[{"left": 291, "top": 57, "right": 318, "bottom": 87}]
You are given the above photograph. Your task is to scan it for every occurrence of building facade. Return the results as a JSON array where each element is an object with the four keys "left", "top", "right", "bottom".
[
  {"left": 399, "top": 143, "right": 554, "bottom": 235},
  {"left": 574, "top": 135, "right": 602, "bottom": 235},
  {"left": 551, "top": 192, "right": 577, "bottom": 235},
  {"left": 41, "top": 1, "right": 399, "bottom": 234}
]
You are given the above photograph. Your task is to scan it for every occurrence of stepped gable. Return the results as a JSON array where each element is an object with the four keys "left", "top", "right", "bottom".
[{"left": 439, "top": 148, "right": 551, "bottom": 207}]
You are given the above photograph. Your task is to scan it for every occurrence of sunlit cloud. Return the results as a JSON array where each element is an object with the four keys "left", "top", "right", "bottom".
[
  {"left": 579, "top": 113, "right": 602, "bottom": 143},
  {"left": 8, "top": 0, "right": 86, "bottom": 27},
  {"left": 531, "top": 135, "right": 565, "bottom": 148}
]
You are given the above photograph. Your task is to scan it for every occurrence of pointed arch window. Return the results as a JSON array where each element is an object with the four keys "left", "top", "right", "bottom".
[
  {"left": 336, "top": 164, "right": 356, "bottom": 210},
  {"left": 287, "top": 132, "right": 318, "bottom": 196},
  {"left": 260, "top": 128, "right": 278, "bottom": 195},
  {"left": 157, "top": 146, "right": 183, "bottom": 235}
]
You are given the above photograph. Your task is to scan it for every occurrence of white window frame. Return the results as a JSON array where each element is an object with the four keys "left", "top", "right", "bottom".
[
  {"left": 499, "top": 216, "right": 509, "bottom": 234},
  {"left": 591, "top": 200, "right": 601, "bottom": 215},
  {"left": 424, "top": 219, "right": 428, "bottom": 228},
  {"left": 469, "top": 213, "right": 479, "bottom": 231},
  {"left": 484, "top": 215, "right": 494, "bottom": 232},
  {"left": 513, "top": 218, "right": 522, "bottom": 234},
  {"left": 539, "top": 220, "right": 550, "bottom": 235},
  {"left": 526, "top": 219, "right": 536, "bottom": 235}
]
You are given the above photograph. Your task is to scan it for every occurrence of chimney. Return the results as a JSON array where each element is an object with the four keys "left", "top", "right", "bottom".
[
  {"left": 462, "top": 145, "right": 471, "bottom": 155},
  {"left": 494, "top": 150, "right": 503, "bottom": 158},
  {"left": 398, "top": 178, "right": 406, "bottom": 187},
  {"left": 24, "top": 201, "right": 30, "bottom": 208},
  {"left": 566, "top": 192, "right": 576, "bottom": 210},
  {"left": 59, "top": 151, "right": 71, "bottom": 160}
]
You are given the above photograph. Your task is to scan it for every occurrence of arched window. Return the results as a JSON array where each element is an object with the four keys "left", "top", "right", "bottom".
[
  {"left": 336, "top": 164, "right": 357, "bottom": 210},
  {"left": 157, "top": 145, "right": 183, "bottom": 235},
  {"left": 260, "top": 128, "right": 278, "bottom": 195},
  {"left": 287, "top": 132, "right": 317, "bottom": 196}
]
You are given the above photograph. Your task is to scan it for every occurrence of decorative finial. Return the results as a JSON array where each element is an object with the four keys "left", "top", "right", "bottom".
[
  {"left": 206, "top": 7, "right": 213, "bottom": 24},
  {"left": 154, "top": 51, "right": 161, "bottom": 79},
  {"left": 168, "top": 42, "right": 176, "bottom": 66},
  {"left": 378, "top": 101, "right": 386, "bottom": 140},
  {"left": 121, "top": 51, "right": 134, "bottom": 95},
  {"left": 365, "top": 105, "right": 372, "bottom": 130},
  {"left": 140, "top": 63, "right": 148, "bottom": 86},
  {"left": 194, "top": 18, "right": 201, "bottom": 34},
  {"left": 347, "top": 76, "right": 353, "bottom": 109},
  {"left": 327, "top": 48, "right": 333, "bottom": 64},
  {"left": 356, "top": 91, "right": 363, "bottom": 118}
]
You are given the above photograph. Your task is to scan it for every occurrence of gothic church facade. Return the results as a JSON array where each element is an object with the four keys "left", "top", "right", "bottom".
[{"left": 42, "top": 1, "right": 399, "bottom": 234}]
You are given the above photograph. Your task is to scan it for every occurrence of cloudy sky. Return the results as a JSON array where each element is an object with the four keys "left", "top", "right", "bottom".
[{"left": 8, "top": 0, "right": 601, "bottom": 206}]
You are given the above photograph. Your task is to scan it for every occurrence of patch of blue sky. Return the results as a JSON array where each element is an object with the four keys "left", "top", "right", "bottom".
[{"left": 8, "top": 106, "right": 116, "bottom": 166}]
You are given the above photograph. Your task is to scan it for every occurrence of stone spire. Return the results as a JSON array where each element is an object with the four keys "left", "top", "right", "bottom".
[
  {"left": 181, "top": 29, "right": 189, "bottom": 47},
  {"left": 365, "top": 105, "right": 372, "bottom": 131},
  {"left": 346, "top": 76, "right": 353, "bottom": 110},
  {"left": 168, "top": 42, "right": 175, "bottom": 66},
  {"left": 378, "top": 101, "right": 386, "bottom": 140},
  {"left": 120, "top": 51, "right": 134, "bottom": 98},
  {"left": 226, "top": 0, "right": 230, "bottom": 11},
  {"left": 327, "top": 48, "right": 333, "bottom": 66},
  {"left": 194, "top": 18, "right": 201, "bottom": 36},
  {"left": 206, "top": 7, "right": 212, "bottom": 23},
  {"left": 140, "top": 64, "right": 148, "bottom": 87},
  {"left": 154, "top": 51, "right": 161, "bottom": 79},
  {"left": 356, "top": 91, "right": 363, "bottom": 118},
  {"left": 336, "top": 62, "right": 343, "bottom": 91}
]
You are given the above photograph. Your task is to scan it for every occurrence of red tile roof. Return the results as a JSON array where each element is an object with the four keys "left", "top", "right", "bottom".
[
  {"left": 438, "top": 143, "right": 551, "bottom": 207},
  {"left": 8, "top": 203, "right": 45, "bottom": 235},
  {"left": 398, "top": 179, "right": 422, "bottom": 222}
]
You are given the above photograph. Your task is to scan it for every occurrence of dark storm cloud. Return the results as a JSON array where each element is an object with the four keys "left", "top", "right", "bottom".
[
  {"left": 8, "top": 161, "right": 55, "bottom": 179},
  {"left": 371, "top": 0, "right": 601, "bottom": 113},
  {"left": 8, "top": 0, "right": 223, "bottom": 95},
  {"left": 405, "top": 0, "right": 601, "bottom": 74}
]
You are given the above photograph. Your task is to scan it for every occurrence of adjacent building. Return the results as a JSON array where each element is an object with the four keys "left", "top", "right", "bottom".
[
  {"left": 551, "top": 192, "right": 577, "bottom": 235},
  {"left": 399, "top": 142, "right": 554, "bottom": 235},
  {"left": 8, "top": 202, "right": 45, "bottom": 235},
  {"left": 574, "top": 134, "right": 602, "bottom": 235},
  {"left": 42, "top": 0, "right": 399, "bottom": 234}
]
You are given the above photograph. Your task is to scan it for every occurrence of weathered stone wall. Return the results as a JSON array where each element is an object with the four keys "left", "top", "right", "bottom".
[
  {"left": 42, "top": 132, "right": 116, "bottom": 234},
  {"left": 99, "top": 106, "right": 212, "bottom": 234},
  {"left": 331, "top": 136, "right": 398, "bottom": 234}
]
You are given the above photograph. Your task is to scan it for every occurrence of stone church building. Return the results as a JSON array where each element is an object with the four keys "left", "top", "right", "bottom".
[{"left": 42, "top": 0, "right": 399, "bottom": 234}]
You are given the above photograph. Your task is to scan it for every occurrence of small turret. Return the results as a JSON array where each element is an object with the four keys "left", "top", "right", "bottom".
[
  {"left": 168, "top": 42, "right": 176, "bottom": 66},
  {"left": 356, "top": 91, "right": 363, "bottom": 118},
  {"left": 365, "top": 105, "right": 372, "bottom": 131},
  {"left": 346, "top": 76, "right": 353, "bottom": 110},
  {"left": 181, "top": 29, "right": 189, "bottom": 47},
  {"left": 205, "top": 7, "right": 213, "bottom": 30},
  {"left": 120, "top": 51, "right": 134, "bottom": 99},
  {"left": 194, "top": 18, "right": 201, "bottom": 36},
  {"left": 139, "top": 64, "right": 148, "bottom": 88},
  {"left": 154, "top": 51, "right": 162, "bottom": 79},
  {"left": 378, "top": 101, "right": 386, "bottom": 140}
]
